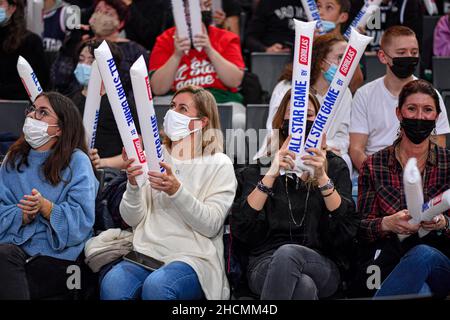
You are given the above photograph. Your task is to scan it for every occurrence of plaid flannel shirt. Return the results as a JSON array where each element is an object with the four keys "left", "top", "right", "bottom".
[{"left": 358, "top": 141, "right": 450, "bottom": 242}]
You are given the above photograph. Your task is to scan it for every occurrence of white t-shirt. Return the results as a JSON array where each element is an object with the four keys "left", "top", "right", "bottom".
[{"left": 350, "top": 77, "right": 450, "bottom": 155}]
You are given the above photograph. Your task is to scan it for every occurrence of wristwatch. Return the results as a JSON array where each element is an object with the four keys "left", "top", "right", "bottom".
[{"left": 318, "top": 179, "right": 334, "bottom": 192}]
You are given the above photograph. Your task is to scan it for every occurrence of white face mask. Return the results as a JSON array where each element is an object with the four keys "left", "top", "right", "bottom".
[
  {"left": 23, "top": 117, "right": 58, "bottom": 149},
  {"left": 163, "top": 109, "right": 201, "bottom": 142}
]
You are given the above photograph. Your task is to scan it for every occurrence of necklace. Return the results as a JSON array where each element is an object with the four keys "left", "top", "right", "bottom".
[
  {"left": 284, "top": 175, "right": 309, "bottom": 227},
  {"left": 396, "top": 145, "right": 429, "bottom": 172}
]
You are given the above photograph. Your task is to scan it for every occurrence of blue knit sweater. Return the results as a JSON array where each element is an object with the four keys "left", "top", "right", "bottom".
[{"left": 0, "top": 149, "right": 98, "bottom": 261}]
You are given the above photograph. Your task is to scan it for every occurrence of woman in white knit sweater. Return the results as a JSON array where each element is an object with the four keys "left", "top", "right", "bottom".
[{"left": 100, "top": 85, "right": 237, "bottom": 300}]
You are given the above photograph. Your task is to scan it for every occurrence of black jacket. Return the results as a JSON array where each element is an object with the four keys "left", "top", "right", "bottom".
[
  {"left": 245, "top": 0, "right": 307, "bottom": 52},
  {"left": 0, "top": 26, "right": 49, "bottom": 100},
  {"left": 231, "top": 152, "right": 359, "bottom": 273}
]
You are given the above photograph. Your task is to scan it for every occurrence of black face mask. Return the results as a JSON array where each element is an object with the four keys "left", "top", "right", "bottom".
[
  {"left": 388, "top": 57, "right": 419, "bottom": 79},
  {"left": 401, "top": 117, "right": 436, "bottom": 144},
  {"left": 281, "top": 120, "right": 314, "bottom": 138}
]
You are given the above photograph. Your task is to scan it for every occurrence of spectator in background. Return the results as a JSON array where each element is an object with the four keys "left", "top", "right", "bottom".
[
  {"left": 210, "top": 0, "right": 243, "bottom": 36},
  {"left": 100, "top": 86, "right": 237, "bottom": 300},
  {"left": 364, "top": 0, "right": 424, "bottom": 53},
  {"left": 69, "top": 39, "right": 137, "bottom": 170},
  {"left": 349, "top": 26, "right": 450, "bottom": 174},
  {"left": 50, "top": 0, "right": 147, "bottom": 95},
  {"left": 316, "top": 0, "right": 363, "bottom": 93},
  {"left": 149, "top": 0, "right": 246, "bottom": 128},
  {"left": 0, "top": 92, "right": 98, "bottom": 299},
  {"left": 0, "top": 0, "right": 49, "bottom": 100},
  {"left": 260, "top": 34, "right": 354, "bottom": 174},
  {"left": 317, "top": 0, "right": 350, "bottom": 34},
  {"left": 245, "top": 0, "right": 307, "bottom": 53},
  {"left": 353, "top": 80, "right": 450, "bottom": 298},
  {"left": 43, "top": 0, "right": 71, "bottom": 53},
  {"left": 120, "top": 0, "right": 171, "bottom": 51},
  {"left": 433, "top": 13, "right": 450, "bottom": 56},
  {"left": 232, "top": 89, "right": 358, "bottom": 300}
]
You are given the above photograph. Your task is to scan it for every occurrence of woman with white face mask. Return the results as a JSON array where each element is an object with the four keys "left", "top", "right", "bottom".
[
  {"left": 100, "top": 85, "right": 237, "bottom": 300},
  {"left": 69, "top": 39, "right": 137, "bottom": 170},
  {"left": 0, "top": 92, "right": 98, "bottom": 299}
]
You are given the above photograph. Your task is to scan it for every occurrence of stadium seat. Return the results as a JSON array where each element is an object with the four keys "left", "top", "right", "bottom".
[
  {"left": 432, "top": 57, "right": 450, "bottom": 92},
  {"left": 250, "top": 53, "right": 290, "bottom": 94},
  {"left": 421, "top": 15, "right": 442, "bottom": 76},
  {"left": 245, "top": 104, "right": 269, "bottom": 162},
  {"left": 0, "top": 100, "right": 29, "bottom": 137},
  {"left": 363, "top": 55, "right": 386, "bottom": 83}
]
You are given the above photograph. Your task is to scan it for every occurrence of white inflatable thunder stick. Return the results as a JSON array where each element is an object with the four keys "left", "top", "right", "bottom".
[
  {"left": 172, "top": 0, "right": 191, "bottom": 52},
  {"left": 188, "top": 0, "right": 203, "bottom": 51},
  {"left": 420, "top": 190, "right": 450, "bottom": 237},
  {"left": 26, "top": 0, "right": 44, "bottom": 37},
  {"left": 83, "top": 61, "right": 102, "bottom": 149},
  {"left": 343, "top": 0, "right": 382, "bottom": 40},
  {"left": 299, "top": 29, "right": 372, "bottom": 175},
  {"left": 300, "top": 0, "right": 325, "bottom": 35},
  {"left": 400, "top": 158, "right": 424, "bottom": 241},
  {"left": 94, "top": 41, "right": 149, "bottom": 187},
  {"left": 286, "top": 20, "right": 316, "bottom": 176},
  {"left": 130, "top": 56, "right": 166, "bottom": 174},
  {"left": 17, "top": 56, "right": 43, "bottom": 102},
  {"left": 403, "top": 158, "right": 424, "bottom": 224}
]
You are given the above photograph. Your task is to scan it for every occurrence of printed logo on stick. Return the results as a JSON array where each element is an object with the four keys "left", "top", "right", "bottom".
[
  {"left": 145, "top": 76, "right": 153, "bottom": 101},
  {"left": 133, "top": 138, "right": 146, "bottom": 163},
  {"left": 339, "top": 46, "right": 357, "bottom": 76},
  {"left": 299, "top": 36, "right": 310, "bottom": 65}
]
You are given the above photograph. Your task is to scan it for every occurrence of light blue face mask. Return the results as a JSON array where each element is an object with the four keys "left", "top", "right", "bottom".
[
  {"left": 323, "top": 61, "right": 338, "bottom": 84},
  {"left": 0, "top": 8, "right": 8, "bottom": 26},
  {"left": 74, "top": 63, "right": 92, "bottom": 86},
  {"left": 322, "top": 20, "right": 336, "bottom": 33}
]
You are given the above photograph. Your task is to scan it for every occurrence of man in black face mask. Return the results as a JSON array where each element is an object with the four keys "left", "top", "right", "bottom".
[{"left": 349, "top": 26, "right": 450, "bottom": 173}]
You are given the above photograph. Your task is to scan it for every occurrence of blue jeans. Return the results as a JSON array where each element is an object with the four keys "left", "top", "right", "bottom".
[
  {"left": 375, "top": 244, "right": 450, "bottom": 298},
  {"left": 100, "top": 260, "right": 204, "bottom": 300}
]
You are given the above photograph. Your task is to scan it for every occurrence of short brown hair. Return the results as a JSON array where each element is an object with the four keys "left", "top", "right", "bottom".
[
  {"left": 380, "top": 26, "right": 416, "bottom": 49},
  {"left": 336, "top": 0, "right": 351, "bottom": 13}
]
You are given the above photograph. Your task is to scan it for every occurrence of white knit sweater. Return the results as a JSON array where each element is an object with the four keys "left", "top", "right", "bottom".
[{"left": 119, "top": 149, "right": 237, "bottom": 300}]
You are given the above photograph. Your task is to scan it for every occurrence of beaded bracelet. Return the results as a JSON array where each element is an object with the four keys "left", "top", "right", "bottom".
[{"left": 257, "top": 180, "right": 274, "bottom": 197}]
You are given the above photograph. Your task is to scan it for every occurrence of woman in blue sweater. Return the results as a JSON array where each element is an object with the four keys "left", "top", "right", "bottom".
[{"left": 0, "top": 92, "right": 98, "bottom": 299}]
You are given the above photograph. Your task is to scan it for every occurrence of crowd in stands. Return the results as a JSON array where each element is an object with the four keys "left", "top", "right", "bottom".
[{"left": 0, "top": 0, "right": 449, "bottom": 300}]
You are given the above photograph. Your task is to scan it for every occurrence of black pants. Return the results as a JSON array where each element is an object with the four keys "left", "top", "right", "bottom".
[
  {"left": 247, "top": 244, "right": 340, "bottom": 300},
  {"left": 0, "top": 244, "right": 77, "bottom": 300}
]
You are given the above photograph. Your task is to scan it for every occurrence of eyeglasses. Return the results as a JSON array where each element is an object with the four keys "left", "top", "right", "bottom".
[{"left": 25, "top": 104, "right": 57, "bottom": 121}]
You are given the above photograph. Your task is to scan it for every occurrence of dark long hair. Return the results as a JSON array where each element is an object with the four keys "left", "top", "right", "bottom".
[
  {"left": 398, "top": 79, "right": 441, "bottom": 114},
  {"left": 2, "top": 0, "right": 27, "bottom": 53},
  {"left": 6, "top": 92, "right": 91, "bottom": 185}
]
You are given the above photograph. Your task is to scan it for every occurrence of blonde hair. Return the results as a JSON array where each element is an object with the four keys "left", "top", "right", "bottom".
[{"left": 163, "top": 85, "right": 224, "bottom": 155}]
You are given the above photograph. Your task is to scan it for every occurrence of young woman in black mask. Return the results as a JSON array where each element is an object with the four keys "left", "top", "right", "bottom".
[
  {"left": 232, "top": 89, "right": 359, "bottom": 300},
  {"left": 355, "top": 79, "right": 450, "bottom": 299}
]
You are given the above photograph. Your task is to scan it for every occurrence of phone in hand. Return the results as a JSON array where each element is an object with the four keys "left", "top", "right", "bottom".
[{"left": 123, "top": 251, "right": 165, "bottom": 271}]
